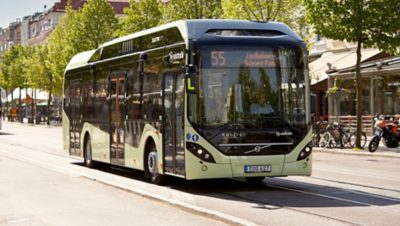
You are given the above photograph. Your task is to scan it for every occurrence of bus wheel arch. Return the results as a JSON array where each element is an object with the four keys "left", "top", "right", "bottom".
[
  {"left": 83, "top": 132, "right": 94, "bottom": 168},
  {"left": 144, "top": 138, "right": 165, "bottom": 184}
]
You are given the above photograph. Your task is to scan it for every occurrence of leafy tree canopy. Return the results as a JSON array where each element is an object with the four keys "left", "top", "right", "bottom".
[
  {"left": 71, "top": 0, "right": 118, "bottom": 53},
  {"left": 304, "top": 0, "right": 400, "bottom": 54},
  {"left": 119, "top": 0, "right": 162, "bottom": 36},
  {"left": 161, "top": 0, "right": 222, "bottom": 22},
  {"left": 222, "top": 0, "right": 308, "bottom": 40}
]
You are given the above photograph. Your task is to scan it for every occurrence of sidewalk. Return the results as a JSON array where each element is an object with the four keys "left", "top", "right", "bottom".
[
  {"left": 314, "top": 146, "right": 400, "bottom": 158},
  {"left": 1, "top": 118, "right": 61, "bottom": 128}
]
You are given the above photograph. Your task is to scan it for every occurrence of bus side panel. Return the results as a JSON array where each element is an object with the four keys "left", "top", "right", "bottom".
[
  {"left": 281, "top": 129, "right": 313, "bottom": 176},
  {"left": 124, "top": 124, "right": 162, "bottom": 171},
  {"left": 124, "top": 144, "right": 141, "bottom": 170},
  {"left": 62, "top": 110, "right": 70, "bottom": 154},
  {"left": 81, "top": 122, "right": 110, "bottom": 163}
]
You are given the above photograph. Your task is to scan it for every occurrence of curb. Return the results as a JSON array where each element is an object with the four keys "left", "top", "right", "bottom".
[
  {"left": 0, "top": 147, "right": 258, "bottom": 226},
  {"left": 79, "top": 172, "right": 259, "bottom": 226},
  {"left": 314, "top": 148, "right": 399, "bottom": 158}
]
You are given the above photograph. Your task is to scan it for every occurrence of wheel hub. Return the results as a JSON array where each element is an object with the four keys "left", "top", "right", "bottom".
[{"left": 148, "top": 152, "right": 157, "bottom": 174}]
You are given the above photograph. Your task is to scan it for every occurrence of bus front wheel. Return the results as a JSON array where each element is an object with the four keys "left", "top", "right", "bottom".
[
  {"left": 84, "top": 135, "right": 94, "bottom": 168},
  {"left": 144, "top": 144, "right": 165, "bottom": 184}
]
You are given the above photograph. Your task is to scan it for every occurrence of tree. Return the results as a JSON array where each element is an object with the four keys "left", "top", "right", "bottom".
[
  {"left": 1, "top": 45, "right": 33, "bottom": 121},
  {"left": 45, "top": 2, "right": 77, "bottom": 124},
  {"left": 161, "top": 0, "right": 222, "bottom": 22},
  {"left": 305, "top": 0, "right": 400, "bottom": 148},
  {"left": 45, "top": 0, "right": 119, "bottom": 122},
  {"left": 221, "top": 0, "right": 308, "bottom": 39},
  {"left": 71, "top": 0, "right": 118, "bottom": 53},
  {"left": 118, "top": 0, "right": 162, "bottom": 36},
  {"left": 23, "top": 45, "right": 58, "bottom": 124}
]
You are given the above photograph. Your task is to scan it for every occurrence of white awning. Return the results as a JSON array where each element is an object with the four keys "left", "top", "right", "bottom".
[
  {"left": 309, "top": 48, "right": 382, "bottom": 83},
  {"left": 5, "top": 88, "right": 49, "bottom": 102}
]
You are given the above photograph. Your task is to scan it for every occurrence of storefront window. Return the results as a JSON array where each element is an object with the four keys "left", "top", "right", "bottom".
[
  {"left": 374, "top": 76, "right": 400, "bottom": 115},
  {"left": 334, "top": 79, "right": 371, "bottom": 116}
]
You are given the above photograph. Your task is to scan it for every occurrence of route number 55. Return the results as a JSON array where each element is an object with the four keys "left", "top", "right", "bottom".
[{"left": 211, "top": 51, "right": 226, "bottom": 66}]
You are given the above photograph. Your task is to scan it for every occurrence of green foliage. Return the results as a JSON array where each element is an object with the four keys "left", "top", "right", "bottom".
[
  {"left": 222, "top": 0, "right": 308, "bottom": 40},
  {"left": 1, "top": 45, "right": 32, "bottom": 90},
  {"left": 304, "top": 0, "right": 400, "bottom": 54},
  {"left": 45, "top": 0, "right": 118, "bottom": 95},
  {"left": 161, "top": 0, "right": 222, "bottom": 22},
  {"left": 46, "top": 2, "right": 77, "bottom": 96},
  {"left": 70, "top": 0, "right": 118, "bottom": 52},
  {"left": 118, "top": 0, "right": 162, "bottom": 36},
  {"left": 304, "top": 0, "right": 400, "bottom": 148}
]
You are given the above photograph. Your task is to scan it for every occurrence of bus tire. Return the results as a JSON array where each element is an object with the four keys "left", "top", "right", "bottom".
[
  {"left": 144, "top": 143, "right": 165, "bottom": 185},
  {"left": 84, "top": 135, "right": 94, "bottom": 168}
]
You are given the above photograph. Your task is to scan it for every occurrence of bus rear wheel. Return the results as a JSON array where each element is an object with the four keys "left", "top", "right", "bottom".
[
  {"left": 144, "top": 144, "right": 165, "bottom": 185},
  {"left": 84, "top": 135, "right": 94, "bottom": 168}
]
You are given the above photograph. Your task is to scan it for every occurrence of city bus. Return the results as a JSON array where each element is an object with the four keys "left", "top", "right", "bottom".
[{"left": 63, "top": 20, "right": 313, "bottom": 184}]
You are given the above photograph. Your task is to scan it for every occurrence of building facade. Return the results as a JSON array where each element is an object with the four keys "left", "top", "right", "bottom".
[
  {"left": 308, "top": 36, "right": 400, "bottom": 136},
  {"left": 328, "top": 57, "right": 400, "bottom": 117},
  {"left": 0, "top": 0, "right": 129, "bottom": 58}
]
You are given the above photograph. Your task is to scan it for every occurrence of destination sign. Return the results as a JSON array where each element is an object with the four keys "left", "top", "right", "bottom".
[{"left": 203, "top": 50, "right": 277, "bottom": 68}]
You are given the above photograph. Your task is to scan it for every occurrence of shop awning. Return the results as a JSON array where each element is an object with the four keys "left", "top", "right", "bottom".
[{"left": 309, "top": 48, "right": 382, "bottom": 82}]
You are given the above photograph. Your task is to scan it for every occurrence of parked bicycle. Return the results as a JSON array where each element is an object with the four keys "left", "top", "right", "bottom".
[
  {"left": 343, "top": 126, "right": 367, "bottom": 148},
  {"left": 318, "top": 122, "right": 347, "bottom": 148},
  {"left": 312, "top": 120, "right": 329, "bottom": 147},
  {"left": 313, "top": 121, "right": 367, "bottom": 149}
]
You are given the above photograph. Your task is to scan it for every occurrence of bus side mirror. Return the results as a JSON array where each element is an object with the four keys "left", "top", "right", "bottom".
[{"left": 185, "top": 64, "right": 197, "bottom": 94}]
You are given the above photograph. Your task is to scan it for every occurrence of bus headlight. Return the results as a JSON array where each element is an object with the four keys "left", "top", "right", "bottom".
[
  {"left": 186, "top": 142, "right": 216, "bottom": 163},
  {"left": 297, "top": 143, "right": 312, "bottom": 161}
]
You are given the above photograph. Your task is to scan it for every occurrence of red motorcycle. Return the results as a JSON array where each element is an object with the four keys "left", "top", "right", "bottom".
[{"left": 368, "top": 117, "right": 400, "bottom": 152}]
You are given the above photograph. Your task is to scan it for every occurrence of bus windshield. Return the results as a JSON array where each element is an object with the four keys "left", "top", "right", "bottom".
[{"left": 188, "top": 46, "right": 308, "bottom": 133}]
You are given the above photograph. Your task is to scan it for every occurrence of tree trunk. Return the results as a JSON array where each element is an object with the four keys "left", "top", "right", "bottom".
[
  {"left": 355, "top": 40, "right": 362, "bottom": 148},
  {"left": 18, "top": 88, "right": 22, "bottom": 123},
  {"left": 10, "top": 89, "right": 13, "bottom": 121},
  {"left": 5, "top": 90, "right": 9, "bottom": 118},
  {"left": 31, "top": 88, "right": 35, "bottom": 124},
  {"left": 47, "top": 91, "right": 52, "bottom": 126}
]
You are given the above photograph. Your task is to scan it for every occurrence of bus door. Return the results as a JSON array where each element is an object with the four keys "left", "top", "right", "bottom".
[
  {"left": 69, "top": 79, "right": 82, "bottom": 156},
  {"left": 109, "top": 74, "right": 126, "bottom": 165},
  {"left": 162, "top": 72, "right": 185, "bottom": 175}
]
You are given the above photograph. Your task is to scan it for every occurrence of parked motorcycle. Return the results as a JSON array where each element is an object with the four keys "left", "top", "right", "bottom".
[{"left": 368, "top": 116, "right": 400, "bottom": 152}]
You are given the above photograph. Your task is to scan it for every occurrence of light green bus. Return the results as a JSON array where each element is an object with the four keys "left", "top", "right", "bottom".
[{"left": 63, "top": 20, "right": 312, "bottom": 184}]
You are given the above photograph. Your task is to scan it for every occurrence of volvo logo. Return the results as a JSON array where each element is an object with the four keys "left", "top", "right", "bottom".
[{"left": 254, "top": 146, "right": 261, "bottom": 153}]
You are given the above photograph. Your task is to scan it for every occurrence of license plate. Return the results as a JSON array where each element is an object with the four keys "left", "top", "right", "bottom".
[{"left": 244, "top": 165, "right": 272, "bottom": 173}]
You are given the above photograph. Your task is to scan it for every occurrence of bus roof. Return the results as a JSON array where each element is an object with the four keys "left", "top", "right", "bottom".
[
  {"left": 65, "top": 20, "right": 304, "bottom": 72},
  {"left": 65, "top": 49, "right": 96, "bottom": 71},
  {"left": 99, "top": 19, "right": 302, "bottom": 48}
]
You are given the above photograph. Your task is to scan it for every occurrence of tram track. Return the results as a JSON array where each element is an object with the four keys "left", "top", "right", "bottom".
[
  {"left": 220, "top": 190, "right": 362, "bottom": 226},
  {"left": 310, "top": 176, "right": 400, "bottom": 193},
  {"left": 215, "top": 176, "right": 400, "bottom": 226}
]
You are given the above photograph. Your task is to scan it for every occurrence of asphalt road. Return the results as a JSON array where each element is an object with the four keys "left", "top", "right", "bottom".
[{"left": 1, "top": 121, "right": 400, "bottom": 226}]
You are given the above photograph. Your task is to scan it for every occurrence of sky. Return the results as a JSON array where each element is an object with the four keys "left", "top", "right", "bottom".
[{"left": 0, "top": 0, "right": 58, "bottom": 29}]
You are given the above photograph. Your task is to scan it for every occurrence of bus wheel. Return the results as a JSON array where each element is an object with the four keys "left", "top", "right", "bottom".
[
  {"left": 245, "top": 177, "right": 265, "bottom": 184},
  {"left": 144, "top": 145, "right": 165, "bottom": 184},
  {"left": 84, "top": 135, "right": 94, "bottom": 168}
]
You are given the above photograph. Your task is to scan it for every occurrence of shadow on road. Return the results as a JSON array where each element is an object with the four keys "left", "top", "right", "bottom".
[
  {"left": 0, "top": 132, "right": 14, "bottom": 136},
  {"left": 71, "top": 162, "right": 400, "bottom": 209}
]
